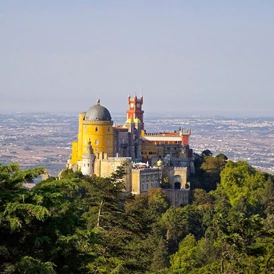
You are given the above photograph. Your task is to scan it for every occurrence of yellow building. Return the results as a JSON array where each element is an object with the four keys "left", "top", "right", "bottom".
[
  {"left": 67, "top": 99, "right": 137, "bottom": 192},
  {"left": 131, "top": 167, "right": 161, "bottom": 194},
  {"left": 66, "top": 96, "right": 192, "bottom": 205},
  {"left": 70, "top": 99, "right": 114, "bottom": 165},
  {"left": 141, "top": 129, "right": 192, "bottom": 161}
]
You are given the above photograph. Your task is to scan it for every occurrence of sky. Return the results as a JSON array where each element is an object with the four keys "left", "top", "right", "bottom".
[{"left": 1, "top": 0, "right": 274, "bottom": 117}]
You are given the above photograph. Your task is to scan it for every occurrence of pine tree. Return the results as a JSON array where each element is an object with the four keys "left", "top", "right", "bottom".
[{"left": 150, "top": 237, "right": 169, "bottom": 271}]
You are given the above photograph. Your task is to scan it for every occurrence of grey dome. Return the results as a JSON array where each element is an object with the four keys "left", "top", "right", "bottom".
[{"left": 85, "top": 100, "right": 112, "bottom": 121}]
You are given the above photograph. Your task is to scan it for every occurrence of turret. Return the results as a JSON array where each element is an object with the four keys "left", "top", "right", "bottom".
[
  {"left": 126, "top": 95, "right": 144, "bottom": 130},
  {"left": 81, "top": 140, "right": 95, "bottom": 175}
]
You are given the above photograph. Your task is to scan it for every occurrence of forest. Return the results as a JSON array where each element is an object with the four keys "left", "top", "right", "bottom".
[{"left": 1, "top": 152, "right": 274, "bottom": 273}]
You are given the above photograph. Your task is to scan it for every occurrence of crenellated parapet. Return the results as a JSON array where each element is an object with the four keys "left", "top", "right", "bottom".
[
  {"left": 128, "top": 95, "right": 143, "bottom": 104},
  {"left": 174, "top": 167, "right": 188, "bottom": 171},
  {"left": 171, "top": 157, "right": 193, "bottom": 162},
  {"left": 108, "top": 157, "right": 132, "bottom": 162},
  {"left": 145, "top": 132, "right": 162, "bottom": 136},
  {"left": 144, "top": 128, "right": 191, "bottom": 137},
  {"left": 179, "top": 128, "right": 191, "bottom": 136}
]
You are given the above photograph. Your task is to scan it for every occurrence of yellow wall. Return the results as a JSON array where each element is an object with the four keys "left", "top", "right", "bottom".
[
  {"left": 141, "top": 141, "right": 161, "bottom": 160},
  {"left": 73, "top": 113, "right": 114, "bottom": 162},
  {"left": 81, "top": 120, "right": 114, "bottom": 158},
  {"left": 77, "top": 113, "right": 85, "bottom": 161},
  {"left": 131, "top": 171, "right": 140, "bottom": 194},
  {"left": 71, "top": 140, "right": 78, "bottom": 164},
  {"left": 94, "top": 157, "right": 132, "bottom": 193}
]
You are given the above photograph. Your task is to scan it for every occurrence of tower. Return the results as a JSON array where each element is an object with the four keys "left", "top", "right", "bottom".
[
  {"left": 126, "top": 95, "right": 144, "bottom": 130},
  {"left": 81, "top": 140, "right": 95, "bottom": 175},
  {"left": 70, "top": 99, "right": 114, "bottom": 165}
]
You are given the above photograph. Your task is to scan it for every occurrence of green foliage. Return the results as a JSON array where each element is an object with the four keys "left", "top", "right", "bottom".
[
  {"left": 189, "top": 151, "right": 227, "bottom": 192},
  {"left": 201, "top": 156, "right": 227, "bottom": 189},
  {"left": 170, "top": 234, "right": 199, "bottom": 272},
  {"left": 201, "top": 149, "right": 213, "bottom": 157},
  {"left": 150, "top": 237, "right": 169, "bottom": 271},
  {"left": 1, "top": 161, "right": 274, "bottom": 273},
  {"left": 216, "top": 153, "right": 228, "bottom": 161},
  {"left": 220, "top": 160, "right": 267, "bottom": 206},
  {"left": 193, "top": 188, "right": 213, "bottom": 207},
  {"left": 5, "top": 256, "right": 56, "bottom": 274}
]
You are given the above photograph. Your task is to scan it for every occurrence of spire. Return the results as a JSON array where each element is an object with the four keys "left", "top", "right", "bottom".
[
  {"left": 81, "top": 140, "right": 95, "bottom": 176},
  {"left": 96, "top": 98, "right": 100, "bottom": 105},
  {"left": 83, "top": 139, "right": 94, "bottom": 158}
]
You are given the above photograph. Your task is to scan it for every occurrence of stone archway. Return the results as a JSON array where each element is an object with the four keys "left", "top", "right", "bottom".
[{"left": 173, "top": 175, "right": 181, "bottom": 190}]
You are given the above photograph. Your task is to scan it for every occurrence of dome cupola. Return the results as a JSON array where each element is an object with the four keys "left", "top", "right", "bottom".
[{"left": 85, "top": 99, "right": 112, "bottom": 121}]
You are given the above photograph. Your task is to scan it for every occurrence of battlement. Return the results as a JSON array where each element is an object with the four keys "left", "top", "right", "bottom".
[
  {"left": 128, "top": 95, "right": 143, "bottom": 104},
  {"left": 145, "top": 132, "right": 164, "bottom": 136},
  {"left": 144, "top": 129, "right": 191, "bottom": 137},
  {"left": 171, "top": 157, "right": 194, "bottom": 163},
  {"left": 107, "top": 157, "right": 132, "bottom": 162},
  {"left": 164, "top": 188, "right": 189, "bottom": 193},
  {"left": 174, "top": 167, "right": 188, "bottom": 171},
  {"left": 132, "top": 167, "right": 160, "bottom": 173},
  {"left": 182, "top": 129, "right": 191, "bottom": 135}
]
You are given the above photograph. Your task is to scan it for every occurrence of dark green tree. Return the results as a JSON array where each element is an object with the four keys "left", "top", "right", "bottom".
[{"left": 150, "top": 237, "right": 169, "bottom": 271}]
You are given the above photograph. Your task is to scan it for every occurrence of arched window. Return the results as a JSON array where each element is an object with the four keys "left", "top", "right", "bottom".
[
  {"left": 173, "top": 175, "right": 182, "bottom": 190},
  {"left": 95, "top": 140, "right": 99, "bottom": 145},
  {"left": 95, "top": 127, "right": 98, "bottom": 132}
]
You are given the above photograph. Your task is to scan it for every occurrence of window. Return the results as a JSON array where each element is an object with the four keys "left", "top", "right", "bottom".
[
  {"left": 95, "top": 127, "right": 98, "bottom": 132},
  {"left": 95, "top": 140, "right": 99, "bottom": 145},
  {"left": 108, "top": 127, "right": 110, "bottom": 132},
  {"left": 108, "top": 140, "right": 110, "bottom": 145}
]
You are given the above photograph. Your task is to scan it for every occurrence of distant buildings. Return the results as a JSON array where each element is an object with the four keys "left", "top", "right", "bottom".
[{"left": 67, "top": 96, "right": 195, "bottom": 206}]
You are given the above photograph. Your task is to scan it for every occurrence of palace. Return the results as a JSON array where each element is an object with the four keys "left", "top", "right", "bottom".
[{"left": 67, "top": 96, "right": 195, "bottom": 206}]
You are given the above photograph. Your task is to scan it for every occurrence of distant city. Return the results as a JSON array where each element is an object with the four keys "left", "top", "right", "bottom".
[{"left": 0, "top": 113, "right": 273, "bottom": 176}]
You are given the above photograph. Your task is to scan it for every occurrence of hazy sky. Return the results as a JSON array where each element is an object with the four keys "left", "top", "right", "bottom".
[{"left": 1, "top": 0, "right": 274, "bottom": 116}]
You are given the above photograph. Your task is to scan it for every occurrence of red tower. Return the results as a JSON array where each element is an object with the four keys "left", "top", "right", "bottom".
[{"left": 126, "top": 95, "right": 144, "bottom": 129}]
